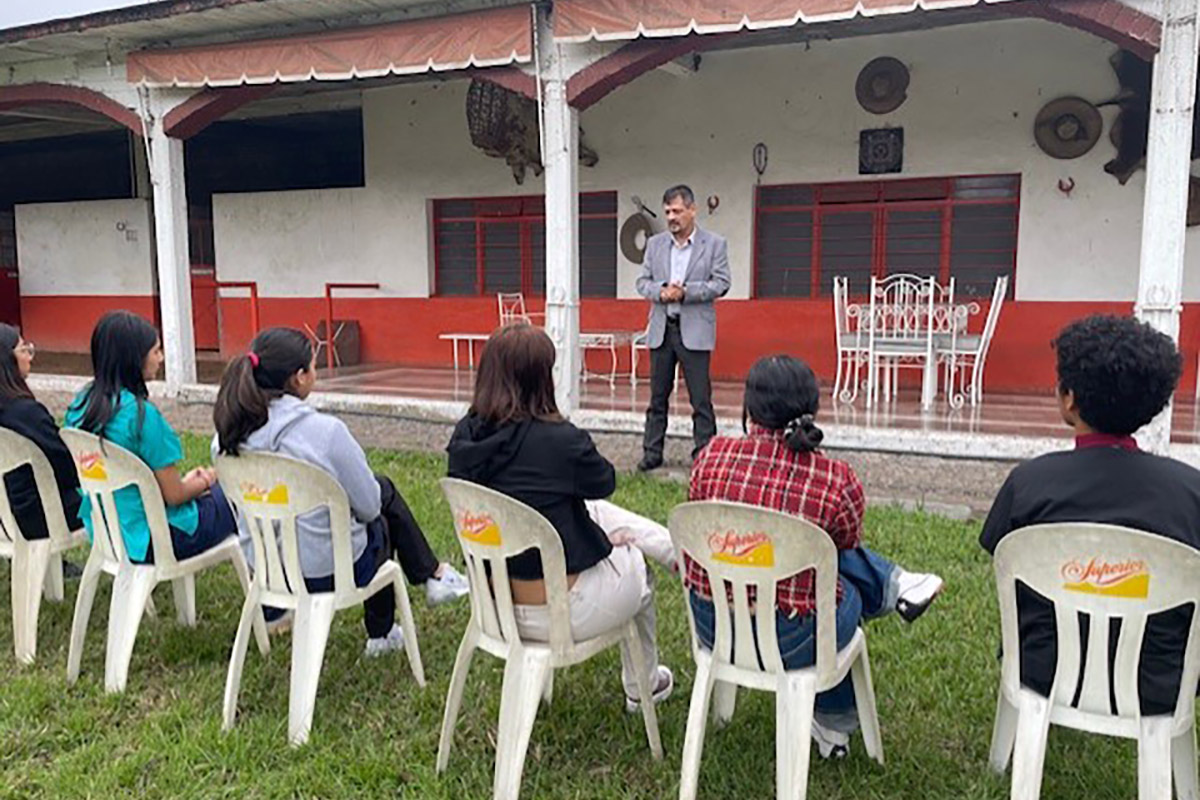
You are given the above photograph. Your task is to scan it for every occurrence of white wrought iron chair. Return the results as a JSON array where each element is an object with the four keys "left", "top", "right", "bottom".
[
  {"left": 866, "top": 273, "right": 939, "bottom": 409},
  {"left": 670, "top": 501, "right": 884, "bottom": 800},
  {"left": 0, "top": 427, "right": 86, "bottom": 664},
  {"left": 990, "top": 523, "right": 1200, "bottom": 800},
  {"left": 437, "top": 478, "right": 662, "bottom": 800},
  {"left": 831, "top": 275, "right": 869, "bottom": 403},
  {"left": 496, "top": 292, "right": 544, "bottom": 327},
  {"left": 61, "top": 428, "right": 267, "bottom": 693},
  {"left": 216, "top": 452, "right": 425, "bottom": 746},
  {"left": 941, "top": 275, "right": 1008, "bottom": 409}
]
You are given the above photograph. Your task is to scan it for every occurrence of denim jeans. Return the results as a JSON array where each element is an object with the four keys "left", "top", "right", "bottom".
[
  {"left": 144, "top": 482, "right": 238, "bottom": 564},
  {"left": 689, "top": 545, "right": 898, "bottom": 731}
]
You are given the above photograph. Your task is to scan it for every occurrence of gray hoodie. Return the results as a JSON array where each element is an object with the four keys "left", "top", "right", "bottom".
[{"left": 212, "top": 394, "right": 380, "bottom": 578}]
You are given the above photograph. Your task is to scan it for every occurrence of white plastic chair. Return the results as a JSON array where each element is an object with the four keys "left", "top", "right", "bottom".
[
  {"left": 437, "top": 478, "right": 662, "bottom": 800},
  {"left": 942, "top": 274, "right": 1008, "bottom": 408},
  {"left": 0, "top": 427, "right": 87, "bottom": 664},
  {"left": 990, "top": 523, "right": 1200, "bottom": 800},
  {"left": 216, "top": 452, "right": 425, "bottom": 746},
  {"left": 669, "top": 500, "right": 884, "bottom": 800},
  {"left": 831, "top": 275, "right": 869, "bottom": 404},
  {"left": 61, "top": 428, "right": 268, "bottom": 693}
]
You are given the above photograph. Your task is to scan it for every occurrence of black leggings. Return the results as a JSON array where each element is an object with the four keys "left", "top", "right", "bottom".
[{"left": 268, "top": 474, "right": 441, "bottom": 638}]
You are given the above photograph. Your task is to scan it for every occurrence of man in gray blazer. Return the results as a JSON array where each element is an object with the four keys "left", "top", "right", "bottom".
[{"left": 635, "top": 185, "right": 731, "bottom": 470}]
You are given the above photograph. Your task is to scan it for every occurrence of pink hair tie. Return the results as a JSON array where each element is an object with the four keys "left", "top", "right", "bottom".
[{"left": 247, "top": 352, "right": 260, "bottom": 367}]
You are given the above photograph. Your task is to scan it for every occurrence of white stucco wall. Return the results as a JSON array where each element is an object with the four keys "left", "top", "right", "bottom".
[
  {"left": 212, "top": 187, "right": 428, "bottom": 297},
  {"left": 213, "top": 16, "right": 1196, "bottom": 303},
  {"left": 15, "top": 198, "right": 153, "bottom": 295}
]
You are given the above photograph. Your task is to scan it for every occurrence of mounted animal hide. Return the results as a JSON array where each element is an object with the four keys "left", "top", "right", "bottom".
[
  {"left": 466, "top": 79, "right": 599, "bottom": 185},
  {"left": 1102, "top": 50, "right": 1200, "bottom": 184},
  {"left": 1103, "top": 50, "right": 1200, "bottom": 226}
]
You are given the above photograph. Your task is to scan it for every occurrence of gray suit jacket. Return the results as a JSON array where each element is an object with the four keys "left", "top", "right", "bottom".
[{"left": 635, "top": 227, "right": 731, "bottom": 351}]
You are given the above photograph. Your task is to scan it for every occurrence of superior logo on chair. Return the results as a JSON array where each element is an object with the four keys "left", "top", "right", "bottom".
[
  {"left": 707, "top": 530, "right": 774, "bottom": 568},
  {"left": 459, "top": 512, "right": 501, "bottom": 546},
  {"left": 1060, "top": 557, "right": 1150, "bottom": 599},
  {"left": 76, "top": 451, "right": 107, "bottom": 481},
  {"left": 240, "top": 482, "right": 290, "bottom": 505}
]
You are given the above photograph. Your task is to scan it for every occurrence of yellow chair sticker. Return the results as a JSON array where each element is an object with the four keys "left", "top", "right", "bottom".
[
  {"left": 241, "top": 482, "right": 290, "bottom": 505},
  {"left": 460, "top": 513, "right": 502, "bottom": 546},
  {"left": 1061, "top": 557, "right": 1150, "bottom": 600},
  {"left": 77, "top": 452, "right": 107, "bottom": 481},
  {"left": 708, "top": 530, "right": 774, "bottom": 568}
]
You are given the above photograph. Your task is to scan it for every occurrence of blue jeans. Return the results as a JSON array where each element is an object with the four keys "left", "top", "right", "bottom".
[
  {"left": 690, "top": 546, "right": 897, "bottom": 730},
  {"left": 143, "top": 482, "right": 238, "bottom": 564}
]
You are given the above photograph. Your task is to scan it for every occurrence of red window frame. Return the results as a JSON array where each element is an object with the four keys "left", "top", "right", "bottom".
[
  {"left": 753, "top": 174, "right": 1020, "bottom": 299},
  {"left": 432, "top": 191, "right": 617, "bottom": 297}
]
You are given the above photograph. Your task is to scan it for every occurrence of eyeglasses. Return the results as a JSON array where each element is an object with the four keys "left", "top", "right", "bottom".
[{"left": 14, "top": 342, "right": 35, "bottom": 356}]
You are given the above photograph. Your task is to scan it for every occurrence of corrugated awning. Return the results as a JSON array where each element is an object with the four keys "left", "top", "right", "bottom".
[
  {"left": 127, "top": 5, "right": 532, "bottom": 87},
  {"left": 552, "top": 0, "right": 1020, "bottom": 42}
]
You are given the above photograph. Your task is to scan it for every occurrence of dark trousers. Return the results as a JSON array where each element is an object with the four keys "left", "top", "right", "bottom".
[
  {"left": 644, "top": 318, "right": 716, "bottom": 460},
  {"left": 688, "top": 547, "right": 896, "bottom": 720},
  {"left": 377, "top": 474, "right": 440, "bottom": 586},
  {"left": 265, "top": 474, "right": 440, "bottom": 638},
  {"left": 147, "top": 482, "right": 238, "bottom": 563}
]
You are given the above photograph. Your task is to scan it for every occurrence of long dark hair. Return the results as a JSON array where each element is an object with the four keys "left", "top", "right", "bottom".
[
  {"left": 214, "top": 327, "right": 313, "bottom": 455},
  {"left": 470, "top": 324, "right": 561, "bottom": 424},
  {"left": 73, "top": 311, "right": 159, "bottom": 436},
  {"left": 0, "top": 324, "right": 33, "bottom": 403},
  {"left": 742, "top": 355, "right": 824, "bottom": 453}
]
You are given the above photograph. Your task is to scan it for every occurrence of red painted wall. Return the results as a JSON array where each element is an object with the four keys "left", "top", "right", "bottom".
[
  {"left": 21, "top": 295, "right": 157, "bottom": 352},
  {"left": 26, "top": 293, "right": 1200, "bottom": 397},
  {"left": 216, "top": 296, "right": 1200, "bottom": 395}
]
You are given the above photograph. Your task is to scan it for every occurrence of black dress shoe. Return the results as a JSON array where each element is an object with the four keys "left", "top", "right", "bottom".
[{"left": 637, "top": 455, "right": 664, "bottom": 472}]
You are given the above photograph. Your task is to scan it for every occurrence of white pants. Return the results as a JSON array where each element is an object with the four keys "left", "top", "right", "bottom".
[
  {"left": 513, "top": 500, "right": 671, "bottom": 698},
  {"left": 584, "top": 499, "right": 677, "bottom": 573}
]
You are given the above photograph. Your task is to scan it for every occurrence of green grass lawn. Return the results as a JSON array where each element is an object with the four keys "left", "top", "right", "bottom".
[{"left": 0, "top": 433, "right": 1144, "bottom": 798}]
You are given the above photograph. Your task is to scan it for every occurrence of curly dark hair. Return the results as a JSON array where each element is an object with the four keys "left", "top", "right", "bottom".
[{"left": 1053, "top": 315, "right": 1181, "bottom": 436}]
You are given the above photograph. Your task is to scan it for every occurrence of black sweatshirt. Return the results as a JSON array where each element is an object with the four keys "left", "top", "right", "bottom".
[
  {"left": 0, "top": 397, "right": 83, "bottom": 540},
  {"left": 981, "top": 441, "right": 1200, "bottom": 715},
  {"left": 447, "top": 414, "right": 616, "bottom": 580}
]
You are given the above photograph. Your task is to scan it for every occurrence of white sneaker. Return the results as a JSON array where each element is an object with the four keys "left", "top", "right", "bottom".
[
  {"left": 425, "top": 564, "right": 470, "bottom": 606},
  {"left": 811, "top": 719, "right": 850, "bottom": 760},
  {"left": 895, "top": 570, "right": 945, "bottom": 623},
  {"left": 624, "top": 665, "right": 674, "bottom": 713},
  {"left": 364, "top": 624, "right": 405, "bottom": 658}
]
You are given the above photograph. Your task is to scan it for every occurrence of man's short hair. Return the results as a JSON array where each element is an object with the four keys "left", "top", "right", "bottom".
[
  {"left": 662, "top": 184, "right": 695, "bottom": 206},
  {"left": 1054, "top": 314, "right": 1182, "bottom": 436}
]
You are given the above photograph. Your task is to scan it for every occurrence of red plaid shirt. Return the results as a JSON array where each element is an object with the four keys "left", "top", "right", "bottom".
[{"left": 685, "top": 426, "right": 865, "bottom": 617}]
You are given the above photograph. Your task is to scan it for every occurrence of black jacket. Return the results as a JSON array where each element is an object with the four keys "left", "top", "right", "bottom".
[
  {"left": 981, "top": 445, "right": 1200, "bottom": 715},
  {"left": 0, "top": 397, "right": 82, "bottom": 540},
  {"left": 447, "top": 414, "right": 616, "bottom": 580}
]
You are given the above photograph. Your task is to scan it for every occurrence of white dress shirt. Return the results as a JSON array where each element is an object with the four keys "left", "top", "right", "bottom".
[{"left": 667, "top": 228, "right": 695, "bottom": 319}]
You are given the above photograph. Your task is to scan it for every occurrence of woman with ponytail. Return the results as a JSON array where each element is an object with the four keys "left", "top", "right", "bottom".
[
  {"left": 0, "top": 324, "right": 82, "bottom": 541},
  {"left": 687, "top": 354, "right": 944, "bottom": 758},
  {"left": 213, "top": 327, "right": 467, "bottom": 656},
  {"left": 65, "top": 311, "right": 236, "bottom": 563}
]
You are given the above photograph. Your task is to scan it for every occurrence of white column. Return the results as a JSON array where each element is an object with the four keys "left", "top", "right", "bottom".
[
  {"left": 146, "top": 100, "right": 196, "bottom": 394},
  {"left": 1134, "top": 0, "right": 1200, "bottom": 454},
  {"left": 539, "top": 10, "right": 581, "bottom": 416}
]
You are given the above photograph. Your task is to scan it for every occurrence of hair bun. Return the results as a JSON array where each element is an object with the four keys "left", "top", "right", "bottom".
[{"left": 784, "top": 413, "right": 824, "bottom": 453}]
